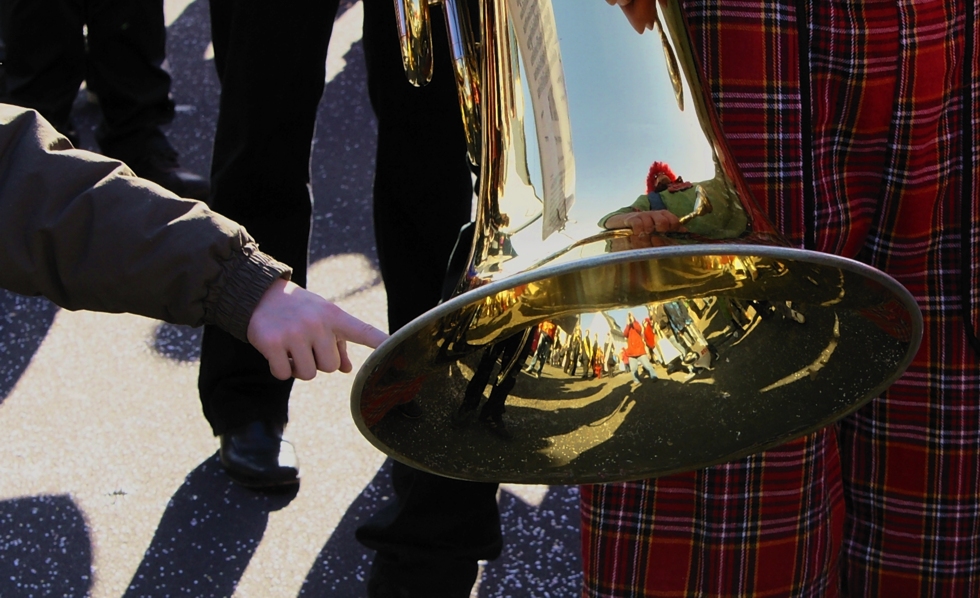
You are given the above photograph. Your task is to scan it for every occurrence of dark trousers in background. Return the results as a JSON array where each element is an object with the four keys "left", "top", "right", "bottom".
[
  {"left": 199, "top": 0, "right": 501, "bottom": 594},
  {"left": 0, "top": 0, "right": 174, "bottom": 157},
  {"left": 198, "top": 0, "right": 339, "bottom": 434},
  {"left": 356, "top": 1, "right": 501, "bottom": 596}
]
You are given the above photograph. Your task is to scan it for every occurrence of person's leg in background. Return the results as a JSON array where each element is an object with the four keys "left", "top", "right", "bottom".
[
  {"left": 199, "top": 0, "right": 340, "bottom": 489},
  {"left": 534, "top": 344, "right": 550, "bottom": 375},
  {"left": 628, "top": 356, "right": 643, "bottom": 384},
  {"left": 0, "top": 0, "right": 208, "bottom": 199},
  {"left": 85, "top": 0, "right": 209, "bottom": 199},
  {"left": 356, "top": 0, "right": 502, "bottom": 595},
  {"left": 637, "top": 353, "right": 657, "bottom": 381},
  {"left": 0, "top": 0, "right": 85, "bottom": 142},
  {"left": 456, "top": 343, "right": 506, "bottom": 423},
  {"left": 477, "top": 334, "right": 532, "bottom": 440}
]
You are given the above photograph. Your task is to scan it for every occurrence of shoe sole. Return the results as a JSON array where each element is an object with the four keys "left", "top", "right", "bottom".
[{"left": 222, "top": 468, "right": 300, "bottom": 490}]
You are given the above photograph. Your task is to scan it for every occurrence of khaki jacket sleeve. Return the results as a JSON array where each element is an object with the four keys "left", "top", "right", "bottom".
[{"left": 0, "top": 105, "right": 291, "bottom": 342}]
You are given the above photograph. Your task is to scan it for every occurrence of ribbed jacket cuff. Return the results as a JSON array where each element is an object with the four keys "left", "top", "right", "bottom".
[{"left": 210, "top": 245, "right": 292, "bottom": 343}]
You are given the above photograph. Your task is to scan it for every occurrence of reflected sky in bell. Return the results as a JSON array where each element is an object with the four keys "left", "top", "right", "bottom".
[{"left": 516, "top": 2, "right": 716, "bottom": 236}]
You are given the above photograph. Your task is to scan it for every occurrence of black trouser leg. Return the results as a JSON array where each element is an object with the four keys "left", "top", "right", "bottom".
[
  {"left": 464, "top": 344, "right": 505, "bottom": 406},
  {"left": 357, "top": 461, "right": 502, "bottom": 598},
  {"left": 358, "top": 1, "right": 501, "bottom": 596},
  {"left": 0, "top": 0, "right": 85, "bottom": 134},
  {"left": 481, "top": 334, "right": 532, "bottom": 419},
  {"left": 198, "top": 0, "right": 339, "bottom": 435},
  {"left": 85, "top": 0, "right": 174, "bottom": 158},
  {"left": 363, "top": 0, "right": 474, "bottom": 333}
]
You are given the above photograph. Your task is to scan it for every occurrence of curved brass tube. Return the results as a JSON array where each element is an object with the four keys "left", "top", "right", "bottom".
[
  {"left": 393, "top": 0, "right": 434, "bottom": 86},
  {"left": 442, "top": 0, "right": 482, "bottom": 164}
]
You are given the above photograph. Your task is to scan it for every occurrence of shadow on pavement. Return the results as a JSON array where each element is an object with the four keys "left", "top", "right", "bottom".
[
  {"left": 124, "top": 454, "right": 297, "bottom": 597},
  {"left": 478, "top": 485, "right": 582, "bottom": 598},
  {"left": 152, "top": 323, "right": 203, "bottom": 362},
  {"left": 0, "top": 291, "right": 58, "bottom": 404},
  {"left": 299, "top": 460, "right": 583, "bottom": 597},
  {"left": 0, "top": 494, "right": 93, "bottom": 595},
  {"left": 298, "top": 462, "right": 389, "bottom": 596}
]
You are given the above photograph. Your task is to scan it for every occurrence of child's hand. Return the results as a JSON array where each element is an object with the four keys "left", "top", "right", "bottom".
[{"left": 247, "top": 278, "right": 388, "bottom": 380}]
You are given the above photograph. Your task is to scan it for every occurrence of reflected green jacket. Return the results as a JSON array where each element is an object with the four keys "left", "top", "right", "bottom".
[{"left": 598, "top": 179, "right": 748, "bottom": 239}]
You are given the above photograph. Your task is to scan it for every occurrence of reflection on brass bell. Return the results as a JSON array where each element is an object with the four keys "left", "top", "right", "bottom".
[{"left": 353, "top": 0, "right": 922, "bottom": 484}]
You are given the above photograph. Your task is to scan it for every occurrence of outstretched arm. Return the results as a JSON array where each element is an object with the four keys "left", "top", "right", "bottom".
[{"left": 0, "top": 105, "right": 386, "bottom": 380}]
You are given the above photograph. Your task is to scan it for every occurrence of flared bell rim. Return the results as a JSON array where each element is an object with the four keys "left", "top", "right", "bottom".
[{"left": 350, "top": 244, "right": 923, "bottom": 484}]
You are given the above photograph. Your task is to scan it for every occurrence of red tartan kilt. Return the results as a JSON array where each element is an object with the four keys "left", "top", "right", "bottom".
[
  {"left": 581, "top": 431, "right": 844, "bottom": 597},
  {"left": 580, "top": 0, "right": 980, "bottom": 595}
]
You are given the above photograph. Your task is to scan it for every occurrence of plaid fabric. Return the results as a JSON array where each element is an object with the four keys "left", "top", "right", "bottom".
[
  {"left": 582, "top": 433, "right": 844, "bottom": 597},
  {"left": 581, "top": 1, "right": 980, "bottom": 596}
]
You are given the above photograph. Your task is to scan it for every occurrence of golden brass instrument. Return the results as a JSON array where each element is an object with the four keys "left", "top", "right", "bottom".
[{"left": 351, "top": 0, "right": 923, "bottom": 484}]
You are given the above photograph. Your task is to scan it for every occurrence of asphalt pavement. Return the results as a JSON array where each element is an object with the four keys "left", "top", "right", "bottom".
[{"left": 0, "top": 2, "right": 582, "bottom": 596}]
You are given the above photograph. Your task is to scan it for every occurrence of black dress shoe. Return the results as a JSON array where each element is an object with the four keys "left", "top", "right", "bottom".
[
  {"left": 219, "top": 421, "right": 300, "bottom": 489},
  {"left": 129, "top": 145, "right": 211, "bottom": 201},
  {"left": 395, "top": 400, "right": 423, "bottom": 419},
  {"left": 479, "top": 413, "right": 512, "bottom": 440},
  {"left": 452, "top": 399, "right": 480, "bottom": 427}
]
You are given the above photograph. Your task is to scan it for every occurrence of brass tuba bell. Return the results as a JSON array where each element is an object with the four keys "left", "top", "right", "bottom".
[{"left": 351, "top": 0, "right": 923, "bottom": 484}]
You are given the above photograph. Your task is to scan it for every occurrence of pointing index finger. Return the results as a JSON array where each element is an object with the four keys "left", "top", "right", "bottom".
[{"left": 334, "top": 312, "right": 388, "bottom": 349}]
